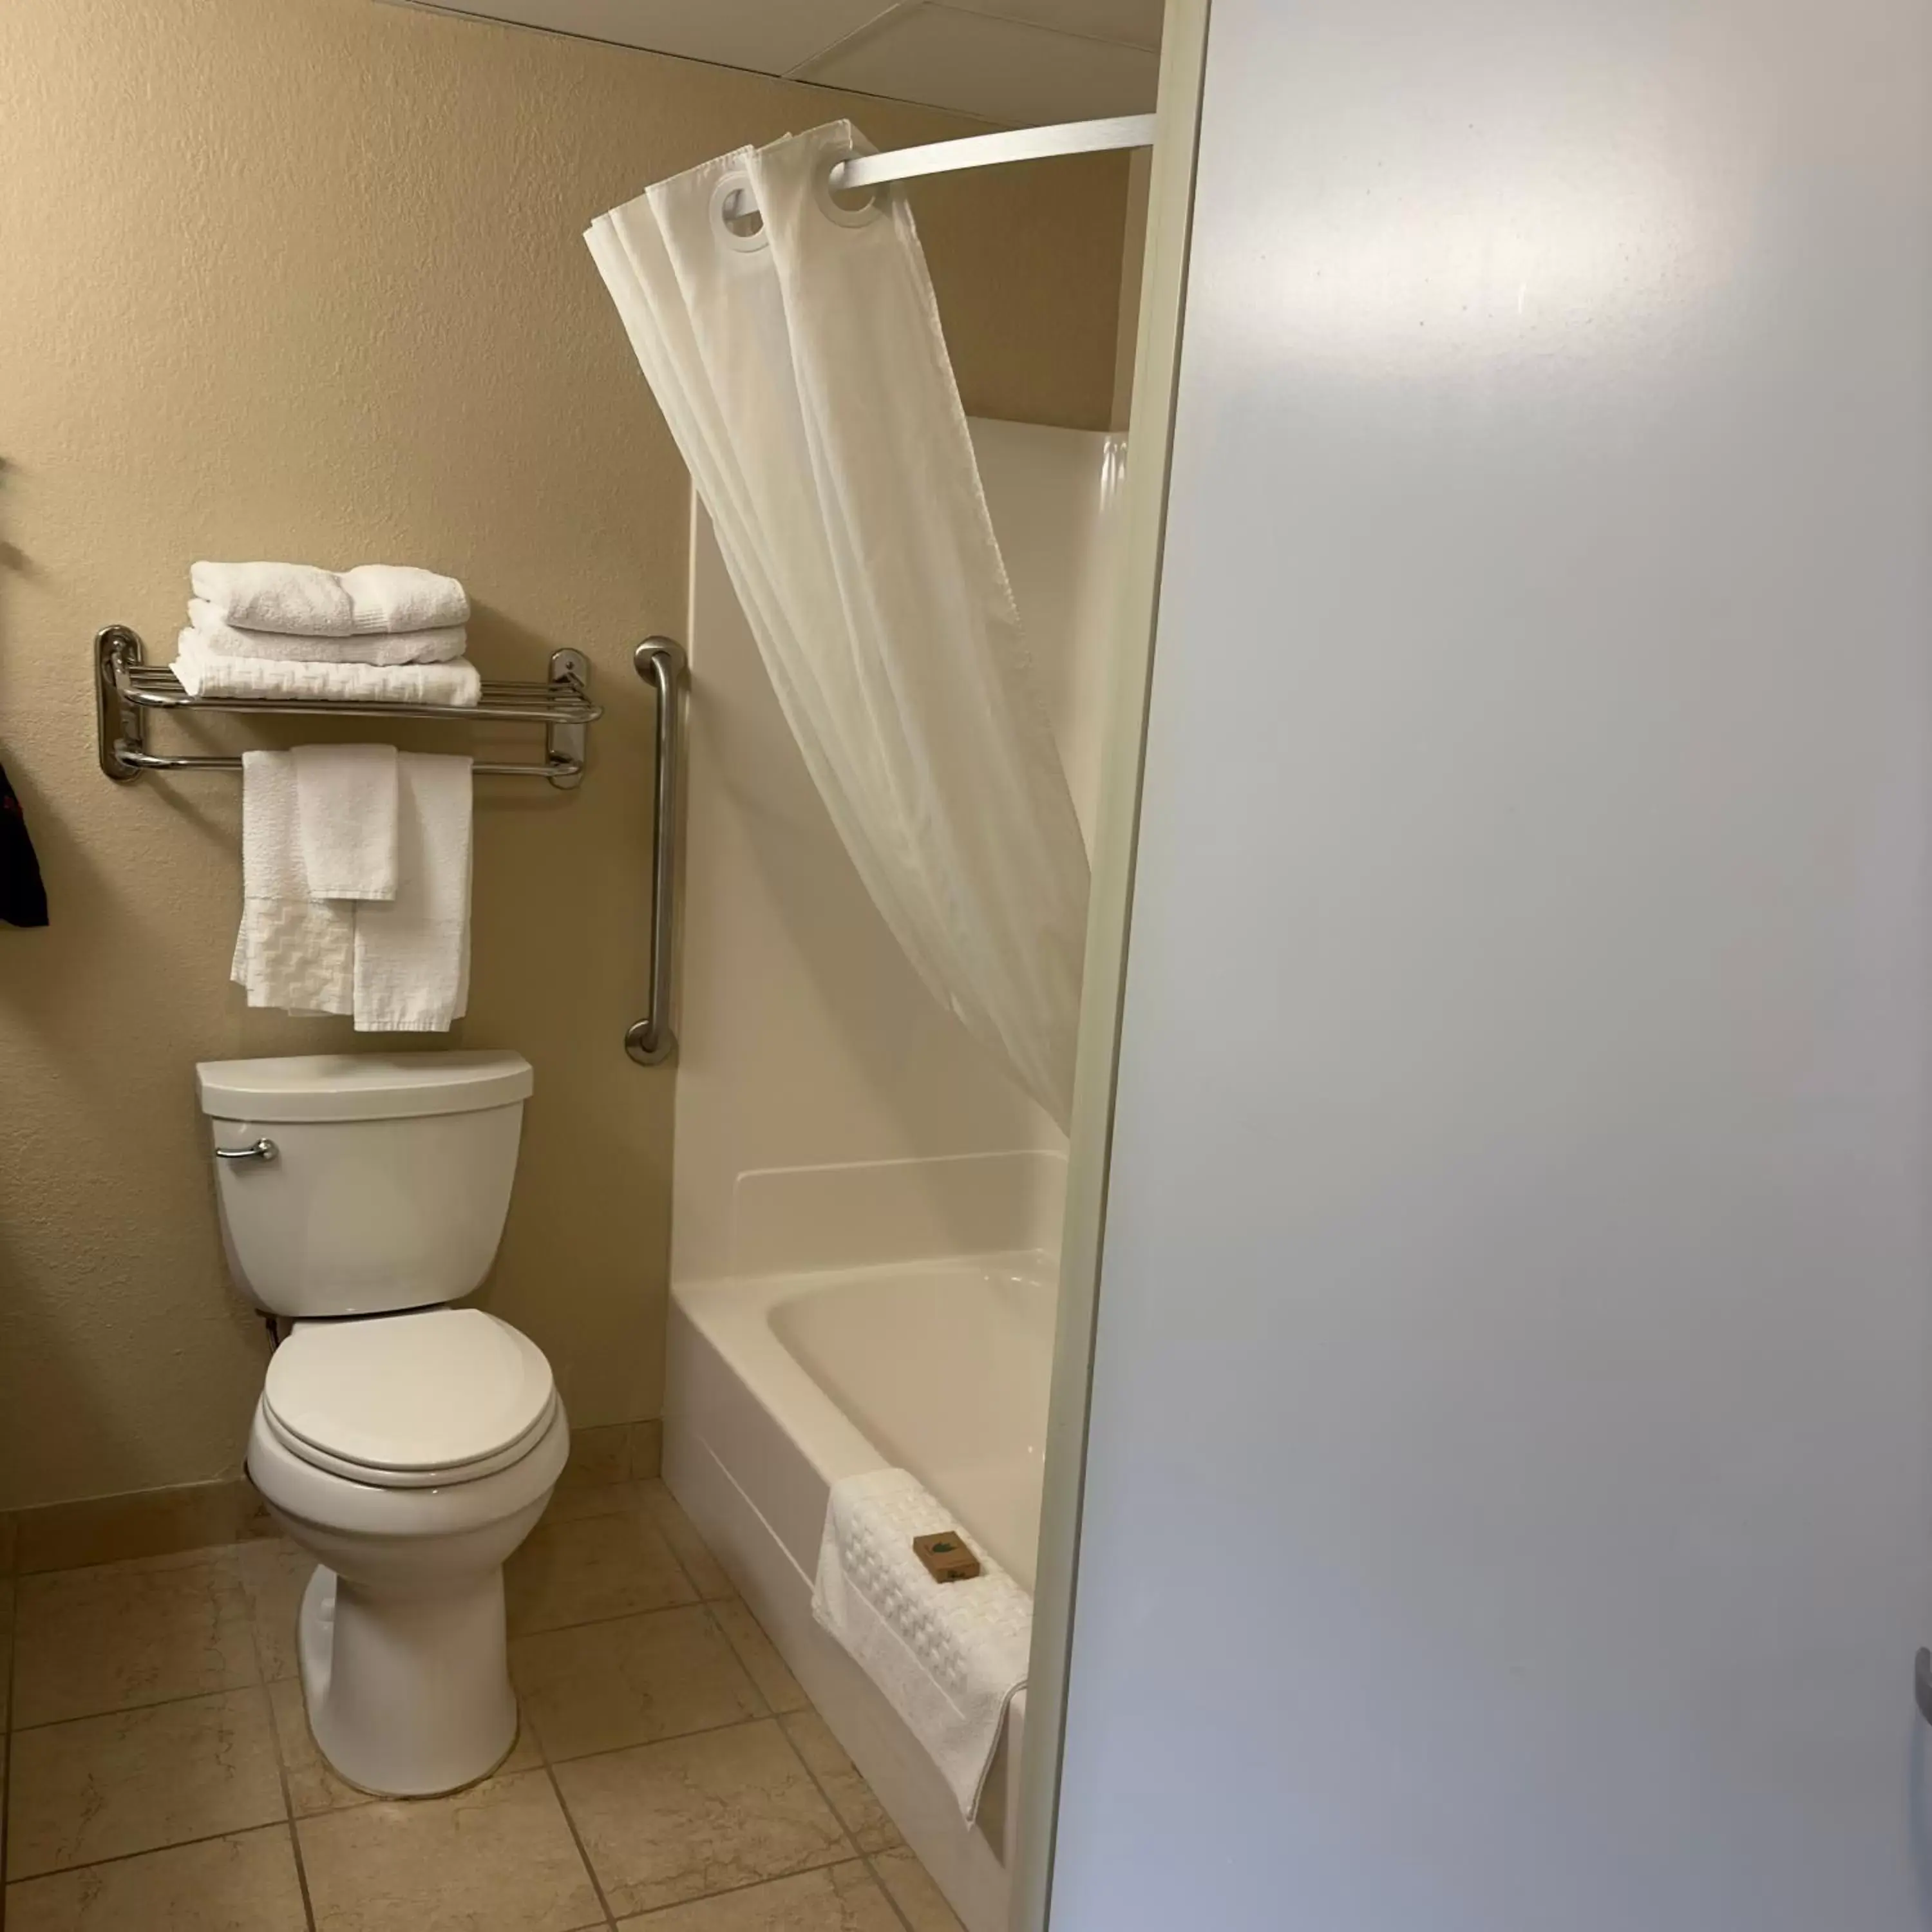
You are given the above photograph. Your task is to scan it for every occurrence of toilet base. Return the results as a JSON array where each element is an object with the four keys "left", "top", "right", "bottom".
[{"left": 299, "top": 1562, "right": 518, "bottom": 1798}]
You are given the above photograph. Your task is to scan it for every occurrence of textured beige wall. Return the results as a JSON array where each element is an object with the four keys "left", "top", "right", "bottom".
[{"left": 0, "top": 0, "right": 1126, "bottom": 1509}]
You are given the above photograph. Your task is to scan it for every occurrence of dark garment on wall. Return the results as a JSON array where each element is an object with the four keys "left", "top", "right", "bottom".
[{"left": 1, "top": 759, "right": 48, "bottom": 927}]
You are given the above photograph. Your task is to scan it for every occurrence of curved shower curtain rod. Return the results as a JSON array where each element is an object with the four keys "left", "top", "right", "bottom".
[
  {"left": 829, "top": 113, "right": 1157, "bottom": 195},
  {"left": 717, "top": 114, "right": 1156, "bottom": 228}
]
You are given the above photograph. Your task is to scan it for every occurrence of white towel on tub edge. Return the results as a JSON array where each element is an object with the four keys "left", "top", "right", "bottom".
[{"left": 810, "top": 1466, "right": 1031, "bottom": 1822}]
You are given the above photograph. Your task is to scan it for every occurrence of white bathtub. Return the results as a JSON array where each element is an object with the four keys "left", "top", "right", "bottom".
[{"left": 664, "top": 1249, "right": 1054, "bottom": 1932}]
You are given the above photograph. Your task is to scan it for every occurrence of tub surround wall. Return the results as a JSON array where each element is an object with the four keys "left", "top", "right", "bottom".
[
  {"left": 670, "top": 421, "right": 1125, "bottom": 1294},
  {"left": 0, "top": 0, "right": 1128, "bottom": 1512}
]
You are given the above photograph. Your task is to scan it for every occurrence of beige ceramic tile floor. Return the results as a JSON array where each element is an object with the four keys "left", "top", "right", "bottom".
[{"left": 0, "top": 1479, "right": 964, "bottom": 1932}]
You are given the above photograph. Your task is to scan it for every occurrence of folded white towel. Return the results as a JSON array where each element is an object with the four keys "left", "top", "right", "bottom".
[
  {"left": 191, "top": 561, "right": 470, "bottom": 636},
  {"left": 189, "top": 600, "right": 468, "bottom": 666},
  {"left": 292, "top": 744, "right": 398, "bottom": 902},
  {"left": 811, "top": 1468, "right": 1031, "bottom": 1822},
  {"left": 340, "top": 565, "right": 470, "bottom": 636},
  {"left": 352, "top": 752, "right": 471, "bottom": 1033},
  {"left": 173, "top": 630, "right": 482, "bottom": 706},
  {"left": 192, "top": 562, "right": 351, "bottom": 635},
  {"left": 231, "top": 750, "right": 354, "bottom": 1016}
]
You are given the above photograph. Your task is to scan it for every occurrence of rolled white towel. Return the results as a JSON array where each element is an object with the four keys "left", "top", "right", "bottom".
[
  {"left": 173, "top": 630, "right": 482, "bottom": 706},
  {"left": 191, "top": 562, "right": 470, "bottom": 636},
  {"left": 188, "top": 600, "right": 467, "bottom": 666}
]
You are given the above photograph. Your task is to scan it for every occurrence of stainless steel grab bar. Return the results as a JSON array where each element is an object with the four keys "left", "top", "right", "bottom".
[{"left": 625, "top": 637, "right": 687, "bottom": 1066}]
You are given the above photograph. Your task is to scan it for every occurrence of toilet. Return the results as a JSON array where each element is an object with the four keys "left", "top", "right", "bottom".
[{"left": 196, "top": 1050, "right": 567, "bottom": 1799}]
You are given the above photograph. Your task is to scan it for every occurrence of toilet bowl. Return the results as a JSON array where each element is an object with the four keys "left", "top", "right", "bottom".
[{"left": 197, "top": 1050, "right": 564, "bottom": 1797}]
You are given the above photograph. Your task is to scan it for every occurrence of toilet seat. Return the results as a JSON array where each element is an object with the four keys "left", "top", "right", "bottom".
[{"left": 263, "top": 1306, "right": 556, "bottom": 1489}]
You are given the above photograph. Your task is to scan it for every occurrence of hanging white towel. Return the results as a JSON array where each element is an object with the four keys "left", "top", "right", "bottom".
[
  {"left": 191, "top": 562, "right": 469, "bottom": 636},
  {"left": 173, "top": 630, "right": 482, "bottom": 706},
  {"left": 292, "top": 744, "right": 399, "bottom": 902},
  {"left": 188, "top": 600, "right": 468, "bottom": 666},
  {"left": 811, "top": 1468, "right": 1031, "bottom": 1823},
  {"left": 351, "top": 753, "right": 472, "bottom": 1033},
  {"left": 231, "top": 750, "right": 354, "bottom": 1016}
]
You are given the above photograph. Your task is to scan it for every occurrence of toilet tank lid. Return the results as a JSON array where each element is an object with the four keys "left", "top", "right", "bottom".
[{"left": 196, "top": 1051, "right": 533, "bottom": 1123}]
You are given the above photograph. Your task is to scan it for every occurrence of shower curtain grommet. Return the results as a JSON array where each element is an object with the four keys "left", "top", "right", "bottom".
[
  {"left": 710, "top": 171, "right": 767, "bottom": 251},
  {"left": 812, "top": 148, "right": 885, "bottom": 228}
]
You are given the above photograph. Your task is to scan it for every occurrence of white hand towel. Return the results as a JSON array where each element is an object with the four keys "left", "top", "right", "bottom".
[
  {"left": 292, "top": 744, "right": 399, "bottom": 902},
  {"left": 191, "top": 561, "right": 352, "bottom": 634},
  {"left": 341, "top": 565, "right": 470, "bottom": 636},
  {"left": 189, "top": 600, "right": 468, "bottom": 666},
  {"left": 192, "top": 562, "right": 469, "bottom": 636},
  {"left": 352, "top": 753, "right": 471, "bottom": 1033},
  {"left": 173, "top": 630, "right": 482, "bottom": 706},
  {"left": 231, "top": 750, "right": 354, "bottom": 1016},
  {"left": 811, "top": 1468, "right": 1031, "bottom": 1822}
]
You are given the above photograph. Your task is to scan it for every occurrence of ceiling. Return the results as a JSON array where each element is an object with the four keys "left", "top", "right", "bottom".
[{"left": 402, "top": 0, "right": 1163, "bottom": 125}]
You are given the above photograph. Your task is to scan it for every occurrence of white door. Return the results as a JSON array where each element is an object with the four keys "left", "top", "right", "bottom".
[{"left": 1050, "top": 0, "right": 1932, "bottom": 1923}]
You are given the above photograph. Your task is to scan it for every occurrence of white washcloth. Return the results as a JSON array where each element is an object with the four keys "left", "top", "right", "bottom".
[
  {"left": 189, "top": 599, "right": 468, "bottom": 666},
  {"left": 292, "top": 744, "right": 398, "bottom": 902},
  {"left": 352, "top": 753, "right": 472, "bottom": 1033},
  {"left": 191, "top": 562, "right": 470, "bottom": 636},
  {"left": 811, "top": 1469, "right": 1031, "bottom": 1822},
  {"left": 231, "top": 750, "right": 353, "bottom": 1016},
  {"left": 173, "top": 630, "right": 482, "bottom": 706}
]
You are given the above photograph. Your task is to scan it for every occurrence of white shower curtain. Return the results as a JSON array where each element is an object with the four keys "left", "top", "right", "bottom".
[{"left": 586, "top": 122, "right": 1090, "bottom": 1128}]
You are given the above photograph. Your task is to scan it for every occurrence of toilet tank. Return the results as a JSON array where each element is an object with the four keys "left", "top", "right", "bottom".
[{"left": 196, "top": 1052, "right": 534, "bottom": 1319}]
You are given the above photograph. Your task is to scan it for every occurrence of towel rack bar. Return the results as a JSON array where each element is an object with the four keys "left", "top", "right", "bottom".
[
  {"left": 96, "top": 625, "right": 600, "bottom": 787},
  {"left": 109, "top": 747, "right": 582, "bottom": 781}
]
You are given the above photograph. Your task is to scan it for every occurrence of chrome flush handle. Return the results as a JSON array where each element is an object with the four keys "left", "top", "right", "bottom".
[
  {"left": 1917, "top": 1649, "right": 1932, "bottom": 1727},
  {"left": 214, "top": 1139, "right": 278, "bottom": 1166}
]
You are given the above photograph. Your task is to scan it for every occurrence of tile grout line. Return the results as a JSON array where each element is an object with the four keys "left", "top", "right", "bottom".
[
  {"left": 687, "top": 1582, "right": 923, "bottom": 1932},
  {"left": 6, "top": 1591, "right": 739, "bottom": 1741},
  {"left": 666, "top": 1513, "right": 922, "bottom": 1932},
  {"left": 6, "top": 1715, "right": 854, "bottom": 1904},
  {"left": 768, "top": 1718, "right": 892, "bottom": 1920},
  {"left": 236, "top": 1553, "right": 319, "bottom": 1932},
  {"left": 520, "top": 1498, "right": 625, "bottom": 1931},
  {"left": 3, "top": 1819, "right": 304, "bottom": 1890},
  {"left": 537, "top": 1506, "right": 889, "bottom": 1927},
  {"left": 858, "top": 1844, "right": 922, "bottom": 1932},
  {"left": 538, "top": 1757, "right": 619, "bottom": 1929},
  {"left": 17, "top": 1674, "right": 788, "bottom": 1805},
  {"left": 606, "top": 1852, "right": 876, "bottom": 1922}
]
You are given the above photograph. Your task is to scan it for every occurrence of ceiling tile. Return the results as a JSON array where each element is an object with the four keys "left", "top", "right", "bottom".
[
  {"left": 408, "top": 0, "right": 899, "bottom": 77},
  {"left": 799, "top": 5, "right": 1159, "bottom": 123},
  {"left": 943, "top": 0, "right": 1163, "bottom": 55}
]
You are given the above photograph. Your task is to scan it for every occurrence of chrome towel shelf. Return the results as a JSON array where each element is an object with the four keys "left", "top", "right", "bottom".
[
  {"left": 94, "top": 625, "right": 601, "bottom": 788},
  {"left": 95, "top": 622, "right": 689, "bottom": 1072}
]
